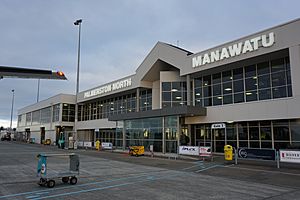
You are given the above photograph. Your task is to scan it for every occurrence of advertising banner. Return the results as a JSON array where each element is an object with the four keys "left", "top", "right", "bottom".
[
  {"left": 199, "top": 146, "right": 212, "bottom": 157},
  {"left": 83, "top": 141, "right": 92, "bottom": 147},
  {"left": 238, "top": 148, "right": 276, "bottom": 161},
  {"left": 102, "top": 142, "right": 113, "bottom": 150},
  {"left": 179, "top": 146, "right": 199, "bottom": 156},
  {"left": 279, "top": 150, "right": 300, "bottom": 164}
]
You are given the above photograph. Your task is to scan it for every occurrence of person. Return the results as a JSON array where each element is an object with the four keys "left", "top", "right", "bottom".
[{"left": 180, "top": 133, "right": 187, "bottom": 145}]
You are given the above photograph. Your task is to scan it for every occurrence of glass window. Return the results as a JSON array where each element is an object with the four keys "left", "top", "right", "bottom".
[
  {"left": 257, "top": 62, "right": 270, "bottom": 75},
  {"left": 246, "top": 91, "right": 257, "bottom": 102},
  {"left": 238, "top": 122, "right": 248, "bottom": 140},
  {"left": 272, "top": 86, "right": 287, "bottom": 99},
  {"left": 233, "top": 68, "right": 243, "bottom": 80},
  {"left": 203, "top": 75, "right": 211, "bottom": 86},
  {"left": 286, "top": 70, "right": 292, "bottom": 85},
  {"left": 162, "top": 92, "right": 171, "bottom": 101},
  {"left": 272, "top": 71, "right": 286, "bottom": 87},
  {"left": 233, "top": 80, "right": 244, "bottom": 93},
  {"left": 213, "top": 84, "right": 221, "bottom": 96},
  {"left": 213, "top": 96, "right": 222, "bottom": 106},
  {"left": 260, "top": 127, "right": 272, "bottom": 140},
  {"left": 171, "top": 82, "right": 180, "bottom": 92},
  {"left": 223, "top": 82, "right": 232, "bottom": 94},
  {"left": 195, "top": 99, "right": 202, "bottom": 107},
  {"left": 172, "top": 92, "right": 182, "bottom": 101},
  {"left": 245, "top": 78, "right": 257, "bottom": 91},
  {"left": 271, "top": 58, "right": 285, "bottom": 73},
  {"left": 234, "top": 93, "right": 244, "bottom": 103},
  {"left": 259, "top": 89, "right": 271, "bottom": 100},
  {"left": 287, "top": 85, "right": 292, "bottom": 97},
  {"left": 222, "top": 70, "right": 232, "bottom": 82},
  {"left": 212, "top": 73, "right": 221, "bottom": 84},
  {"left": 291, "top": 120, "right": 300, "bottom": 141},
  {"left": 162, "top": 82, "right": 171, "bottom": 91},
  {"left": 203, "top": 86, "right": 212, "bottom": 97},
  {"left": 194, "top": 78, "right": 202, "bottom": 88},
  {"left": 204, "top": 98, "right": 212, "bottom": 106},
  {"left": 195, "top": 88, "right": 202, "bottom": 98},
  {"left": 245, "top": 65, "right": 256, "bottom": 78},
  {"left": 223, "top": 94, "right": 233, "bottom": 104},
  {"left": 258, "top": 74, "right": 270, "bottom": 89},
  {"left": 249, "top": 127, "right": 259, "bottom": 140},
  {"left": 273, "top": 120, "right": 289, "bottom": 141}
]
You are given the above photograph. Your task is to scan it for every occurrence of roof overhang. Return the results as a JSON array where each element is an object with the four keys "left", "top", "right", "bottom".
[
  {"left": 108, "top": 105, "right": 206, "bottom": 121},
  {"left": 0, "top": 66, "right": 67, "bottom": 80}
]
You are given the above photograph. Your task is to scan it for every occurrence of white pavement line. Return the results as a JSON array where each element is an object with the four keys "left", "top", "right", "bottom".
[
  {"left": 195, "top": 165, "right": 222, "bottom": 173},
  {"left": 182, "top": 165, "right": 200, "bottom": 171},
  {"left": 225, "top": 165, "right": 300, "bottom": 176}
]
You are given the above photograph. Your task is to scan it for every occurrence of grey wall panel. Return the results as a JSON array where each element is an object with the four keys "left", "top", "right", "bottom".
[
  {"left": 289, "top": 45, "right": 300, "bottom": 96},
  {"left": 18, "top": 94, "right": 75, "bottom": 115},
  {"left": 76, "top": 118, "right": 116, "bottom": 130},
  {"left": 185, "top": 97, "right": 300, "bottom": 124},
  {"left": 152, "top": 80, "right": 160, "bottom": 110}
]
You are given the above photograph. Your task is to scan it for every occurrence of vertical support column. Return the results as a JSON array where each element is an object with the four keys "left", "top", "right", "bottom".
[
  {"left": 271, "top": 121, "right": 275, "bottom": 149},
  {"left": 122, "top": 121, "right": 126, "bottom": 151},
  {"left": 136, "top": 88, "right": 140, "bottom": 112},
  {"left": 177, "top": 116, "right": 180, "bottom": 155},
  {"left": 186, "top": 75, "right": 191, "bottom": 106},
  {"left": 162, "top": 117, "right": 165, "bottom": 154},
  {"left": 188, "top": 124, "right": 192, "bottom": 146}
]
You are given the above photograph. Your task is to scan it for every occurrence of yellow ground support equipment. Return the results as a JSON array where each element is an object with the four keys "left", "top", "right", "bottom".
[{"left": 129, "top": 146, "right": 144, "bottom": 156}]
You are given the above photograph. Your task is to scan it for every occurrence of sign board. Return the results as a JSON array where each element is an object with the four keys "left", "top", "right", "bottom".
[
  {"left": 149, "top": 145, "right": 154, "bottom": 152},
  {"left": 84, "top": 78, "right": 132, "bottom": 98},
  {"left": 77, "top": 141, "right": 84, "bottom": 147},
  {"left": 238, "top": 148, "right": 276, "bottom": 161},
  {"left": 192, "top": 32, "right": 275, "bottom": 68},
  {"left": 83, "top": 142, "right": 92, "bottom": 148},
  {"left": 199, "top": 146, "right": 212, "bottom": 157},
  {"left": 102, "top": 142, "right": 113, "bottom": 150},
  {"left": 211, "top": 123, "right": 226, "bottom": 129},
  {"left": 179, "top": 146, "right": 199, "bottom": 156},
  {"left": 279, "top": 150, "right": 300, "bottom": 164}
]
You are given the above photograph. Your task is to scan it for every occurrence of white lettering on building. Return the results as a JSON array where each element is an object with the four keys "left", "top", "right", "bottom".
[
  {"left": 192, "top": 32, "right": 275, "bottom": 68},
  {"left": 84, "top": 78, "right": 132, "bottom": 98}
]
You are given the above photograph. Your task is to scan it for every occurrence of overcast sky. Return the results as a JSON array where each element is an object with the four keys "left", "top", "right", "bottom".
[{"left": 0, "top": 0, "right": 299, "bottom": 128}]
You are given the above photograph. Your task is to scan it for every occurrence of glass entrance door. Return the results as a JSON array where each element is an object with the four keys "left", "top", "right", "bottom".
[{"left": 212, "top": 129, "right": 225, "bottom": 152}]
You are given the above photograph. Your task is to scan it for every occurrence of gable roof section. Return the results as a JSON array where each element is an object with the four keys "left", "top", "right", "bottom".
[{"left": 135, "top": 42, "right": 192, "bottom": 82}]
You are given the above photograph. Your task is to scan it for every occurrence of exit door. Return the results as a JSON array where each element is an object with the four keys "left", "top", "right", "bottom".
[{"left": 211, "top": 123, "right": 227, "bottom": 153}]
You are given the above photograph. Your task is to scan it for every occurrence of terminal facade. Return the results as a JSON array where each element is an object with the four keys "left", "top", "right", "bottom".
[{"left": 17, "top": 19, "right": 300, "bottom": 153}]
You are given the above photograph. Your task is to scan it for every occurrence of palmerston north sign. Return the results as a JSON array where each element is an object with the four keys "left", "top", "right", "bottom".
[{"left": 84, "top": 78, "right": 132, "bottom": 98}]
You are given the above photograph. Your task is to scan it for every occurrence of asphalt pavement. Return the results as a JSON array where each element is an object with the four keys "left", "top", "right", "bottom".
[{"left": 0, "top": 141, "right": 299, "bottom": 200}]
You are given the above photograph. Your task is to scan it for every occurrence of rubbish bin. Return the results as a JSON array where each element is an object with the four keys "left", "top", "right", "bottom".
[{"left": 224, "top": 145, "right": 233, "bottom": 161}]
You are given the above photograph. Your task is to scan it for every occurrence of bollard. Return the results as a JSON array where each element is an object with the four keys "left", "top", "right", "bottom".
[{"left": 235, "top": 148, "right": 238, "bottom": 165}]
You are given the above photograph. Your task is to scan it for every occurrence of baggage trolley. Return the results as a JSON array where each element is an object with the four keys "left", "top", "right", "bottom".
[{"left": 37, "top": 153, "right": 79, "bottom": 188}]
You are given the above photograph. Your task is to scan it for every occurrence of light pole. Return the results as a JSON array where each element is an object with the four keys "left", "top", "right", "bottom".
[
  {"left": 74, "top": 19, "right": 82, "bottom": 143},
  {"left": 10, "top": 89, "right": 15, "bottom": 131}
]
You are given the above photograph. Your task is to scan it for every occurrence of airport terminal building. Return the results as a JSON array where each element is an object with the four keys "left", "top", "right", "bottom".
[{"left": 17, "top": 19, "right": 300, "bottom": 153}]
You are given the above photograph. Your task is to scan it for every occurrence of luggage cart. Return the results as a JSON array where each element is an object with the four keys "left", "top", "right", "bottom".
[{"left": 37, "top": 153, "right": 79, "bottom": 188}]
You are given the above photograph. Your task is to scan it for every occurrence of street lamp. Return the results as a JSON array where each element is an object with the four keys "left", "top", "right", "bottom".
[
  {"left": 74, "top": 19, "right": 82, "bottom": 143},
  {"left": 10, "top": 89, "right": 15, "bottom": 131}
]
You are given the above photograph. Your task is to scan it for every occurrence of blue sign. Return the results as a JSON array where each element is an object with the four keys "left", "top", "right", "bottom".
[{"left": 238, "top": 148, "right": 276, "bottom": 161}]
